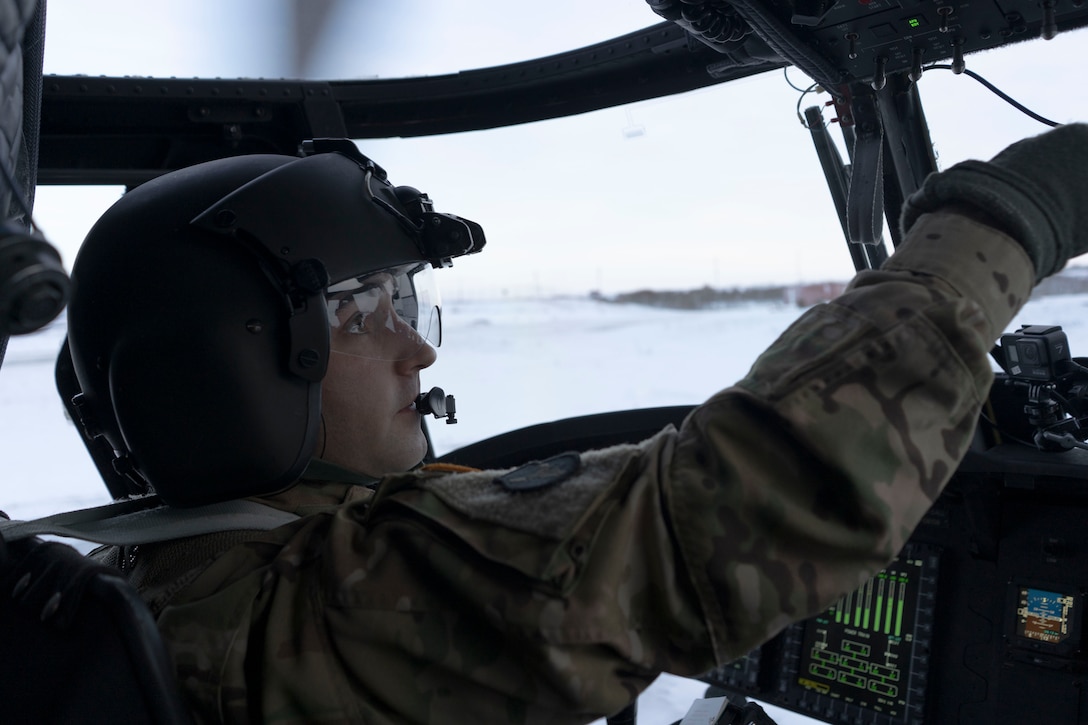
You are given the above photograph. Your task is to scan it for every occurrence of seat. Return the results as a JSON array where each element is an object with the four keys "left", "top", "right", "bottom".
[{"left": 0, "top": 527, "right": 192, "bottom": 724}]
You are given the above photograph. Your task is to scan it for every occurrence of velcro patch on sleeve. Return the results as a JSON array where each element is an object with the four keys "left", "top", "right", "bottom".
[
  {"left": 494, "top": 452, "right": 581, "bottom": 492},
  {"left": 418, "top": 444, "right": 645, "bottom": 540}
]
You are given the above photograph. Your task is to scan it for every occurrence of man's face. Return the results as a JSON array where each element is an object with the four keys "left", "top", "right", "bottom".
[{"left": 319, "top": 271, "right": 438, "bottom": 476}]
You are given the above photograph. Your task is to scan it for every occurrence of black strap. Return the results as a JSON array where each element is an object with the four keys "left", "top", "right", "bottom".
[{"left": 0, "top": 495, "right": 300, "bottom": 546}]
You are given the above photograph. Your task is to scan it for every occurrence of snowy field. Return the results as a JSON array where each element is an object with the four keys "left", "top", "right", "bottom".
[{"left": 4, "top": 292, "right": 1088, "bottom": 725}]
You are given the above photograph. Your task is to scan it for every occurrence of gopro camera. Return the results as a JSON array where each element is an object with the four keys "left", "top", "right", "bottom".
[{"left": 1001, "top": 325, "right": 1071, "bottom": 382}]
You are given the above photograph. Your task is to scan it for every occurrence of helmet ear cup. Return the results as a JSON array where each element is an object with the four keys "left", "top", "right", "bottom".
[
  {"left": 102, "top": 235, "right": 320, "bottom": 507},
  {"left": 93, "top": 237, "right": 305, "bottom": 505}
]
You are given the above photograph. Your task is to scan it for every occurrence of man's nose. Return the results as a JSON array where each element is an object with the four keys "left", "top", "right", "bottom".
[
  {"left": 390, "top": 313, "right": 437, "bottom": 369},
  {"left": 413, "top": 339, "right": 438, "bottom": 370}
]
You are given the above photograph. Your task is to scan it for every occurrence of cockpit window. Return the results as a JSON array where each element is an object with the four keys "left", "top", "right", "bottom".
[{"left": 42, "top": 0, "right": 655, "bottom": 79}]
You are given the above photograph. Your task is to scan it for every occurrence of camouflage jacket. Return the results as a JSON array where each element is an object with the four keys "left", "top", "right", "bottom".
[{"left": 124, "top": 212, "right": 1034, "bottom": 723}]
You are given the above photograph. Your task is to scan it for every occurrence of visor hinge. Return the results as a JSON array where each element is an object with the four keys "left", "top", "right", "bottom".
[
  {"left": 291, "top": 258, "right": 330, "bottom": 298},
  {"left": 285, "top": 258, "right": 330, "bottom": 382}
]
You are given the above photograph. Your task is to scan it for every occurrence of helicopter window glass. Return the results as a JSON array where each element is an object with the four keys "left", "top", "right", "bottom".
[
  {"left": 14, "top": 2, "right": 1088, "bottom": 508},
  {"left": 41, "top": 1, "right": 654, "bottom": 79}
]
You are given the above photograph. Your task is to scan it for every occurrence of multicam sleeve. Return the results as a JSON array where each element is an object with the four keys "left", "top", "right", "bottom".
[{"left": 664, "top": 211, "right": 1035, "bottom": 664}]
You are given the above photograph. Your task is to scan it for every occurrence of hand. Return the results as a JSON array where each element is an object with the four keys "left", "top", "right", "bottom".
[{"left": 900, "top": 123, "right": 1088, "bottom": 281}]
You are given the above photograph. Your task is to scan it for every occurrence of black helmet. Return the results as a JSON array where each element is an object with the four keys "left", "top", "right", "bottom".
[{"left": 58, "top": 140, "right": 484, "bottom": 507}]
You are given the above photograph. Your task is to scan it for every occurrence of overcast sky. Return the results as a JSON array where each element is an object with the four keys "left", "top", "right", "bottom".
[{"left": 35, "top": 0, "right": 1088, "bottom": 296}]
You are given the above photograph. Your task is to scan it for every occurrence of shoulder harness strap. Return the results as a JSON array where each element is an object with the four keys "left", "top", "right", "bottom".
[{"left": 0, "top": 495, "right": 300, "bottom": 546}]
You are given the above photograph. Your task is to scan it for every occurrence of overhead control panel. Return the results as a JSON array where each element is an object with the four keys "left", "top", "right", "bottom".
[
  {"left": 800, "top": 0, "right": 1088, "bottom": 85},
  {"left": 649, "top": 0, "right": 1088, "bottom": 87}
]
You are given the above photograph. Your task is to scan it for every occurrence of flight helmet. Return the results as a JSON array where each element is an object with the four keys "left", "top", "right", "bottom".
[{"left": 58, "top": 139, "right": 484, "bottom": 507}]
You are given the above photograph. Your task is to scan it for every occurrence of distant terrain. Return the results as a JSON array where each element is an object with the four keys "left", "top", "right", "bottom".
[
  {"left": 596, "top": 266, "right": 1088, "bottom": 309},
  {"left": 593, "top": 281, "right": 847, "bottom": 309}
]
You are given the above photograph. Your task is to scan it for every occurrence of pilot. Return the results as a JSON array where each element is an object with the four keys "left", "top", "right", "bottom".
[{"left": 63, "top": 125, "right": 1087, "bottom": 723}]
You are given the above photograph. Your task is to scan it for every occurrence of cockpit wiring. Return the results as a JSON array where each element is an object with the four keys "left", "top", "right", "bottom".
[{"left": 923, "top": 64, "right": 1061, "bottom": 127}]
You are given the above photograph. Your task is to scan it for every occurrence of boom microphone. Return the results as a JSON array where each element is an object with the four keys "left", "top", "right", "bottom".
[{"left": 415, "top": 387, "right": 457, "bottom": 424}]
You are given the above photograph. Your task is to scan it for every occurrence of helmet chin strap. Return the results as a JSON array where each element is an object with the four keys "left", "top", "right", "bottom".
[{"left": 415, "top": 387, "right": 457, "bottom": 424}]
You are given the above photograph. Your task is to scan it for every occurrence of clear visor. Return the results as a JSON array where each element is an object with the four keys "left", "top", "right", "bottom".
[{"left": 325, "top": 262, "right": 441, "bottom": 361}]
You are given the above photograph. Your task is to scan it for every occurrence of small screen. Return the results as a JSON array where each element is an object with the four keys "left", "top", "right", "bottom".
[
  {"left": 795, "top": 555, "right": 929, "bottom": 721},
  {"left": 1016, "top": 587, "right": 1075, "bottom": 645}
]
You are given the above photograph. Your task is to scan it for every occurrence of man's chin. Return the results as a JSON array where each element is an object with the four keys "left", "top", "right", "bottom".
[{"left": 384, "top": 431, "right": 429, "bottom": 474}]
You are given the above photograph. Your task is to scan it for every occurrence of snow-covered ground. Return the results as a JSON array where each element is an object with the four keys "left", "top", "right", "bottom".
[{"left": 4, "top": 292, "right": 1088, "bottom": 724}]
